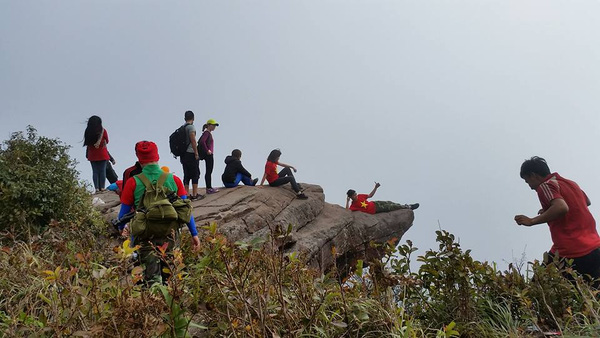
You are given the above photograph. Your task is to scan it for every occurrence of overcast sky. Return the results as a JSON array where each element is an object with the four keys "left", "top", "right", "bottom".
[{"left": 2, "top": 1, "right": 600, "bottom": 270}]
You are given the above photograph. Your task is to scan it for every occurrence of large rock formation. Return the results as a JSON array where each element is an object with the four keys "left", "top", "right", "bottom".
[{"left": 94, "top": 183, "right": 414, "bottom": 274}]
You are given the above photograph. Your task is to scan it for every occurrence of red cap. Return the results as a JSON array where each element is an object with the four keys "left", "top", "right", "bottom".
[{"left": 135, "top": 141, "right": 159, "bottom": 164}]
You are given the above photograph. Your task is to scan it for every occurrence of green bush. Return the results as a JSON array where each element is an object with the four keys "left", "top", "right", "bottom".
[{"left": 0, "top": 126, "right": 96, "bottom": 240}]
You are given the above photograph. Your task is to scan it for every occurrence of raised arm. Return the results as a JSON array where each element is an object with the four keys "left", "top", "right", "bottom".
[
  {"left": 345, "top": 197, "right": 350, "bottom": 209},
  {"left": 368, "top": 182, "right": 381, "bottom": 198}
]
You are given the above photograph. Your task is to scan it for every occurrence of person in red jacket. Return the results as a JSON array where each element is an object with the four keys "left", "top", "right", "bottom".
[
  {"left": 515, "top": 156, "right": 600, "bottom": 284},
  {"left": 346, "top": 182, "right": 419, "bottom": 214},
  {"left": 83, "top": 115, "right": 110, "bottom": 193}
]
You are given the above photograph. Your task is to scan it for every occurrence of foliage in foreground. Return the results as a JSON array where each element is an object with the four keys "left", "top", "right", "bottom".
[
  {"left": 2, "top": 223, "right": 600, "bottom": 337},
  {"left": 0, "top": 126, "right": 98, "bottom": 240},
  {"left": 2, "top": 127, "right": 600, "bottom": 337}
]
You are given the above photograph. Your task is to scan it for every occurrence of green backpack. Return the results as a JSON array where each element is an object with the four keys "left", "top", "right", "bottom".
[{"left": 130, "top": 172, "right": 192, "bottom": 240}]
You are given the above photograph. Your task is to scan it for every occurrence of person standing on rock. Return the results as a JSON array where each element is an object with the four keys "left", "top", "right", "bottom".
[
  {"left": 117, "top": 141, "right": 200, "bottom": 284},
  {"left": 180, "top": 110, "right": 202, "bottom": 200},
  {"left": 346, "top": 182, "right": 419, "bottom": 213},
  {"left": 83, "top": 115, "right": 110, "bottom": 193},
  {"left": 222, "top": 149, "right": 258, "bottom": 188},
  {"left": 515, "top": 156, "right": 600, "bottom": 284},
  {"left": 198, "top": 118, "right": 220, "bottom": 194},
  {"left": 260, "top": 149, "right": 308, "bottom": 199}
]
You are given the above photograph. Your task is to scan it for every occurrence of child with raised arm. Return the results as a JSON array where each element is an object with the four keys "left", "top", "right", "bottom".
[
  {"left": 260, "top": 149, "right": 308, "bottom": 199},
  {"left": 346, "top": 182, "right": 419, "bottom": 214}
]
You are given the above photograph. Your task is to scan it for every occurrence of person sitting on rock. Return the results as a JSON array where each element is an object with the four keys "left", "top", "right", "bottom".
[
  {"left": 222, "top": 149, "right": 258, "bottom": 188},
  {"left": 260, "top": 149, "right": 308, "bottom": 199},
  {"left": 346, "top": 182, "right": 419, "bottom": 214}
]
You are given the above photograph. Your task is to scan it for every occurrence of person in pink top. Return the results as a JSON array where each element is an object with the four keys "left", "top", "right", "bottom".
[
  {"left": 83, "top": 115, "right": 110, "bottom": 193},
  {"left": 515, "top": 156, "right": 600, "bottom": 284},
  {"left": 198, "top": 118, "right": 220, "bottom": 194}
]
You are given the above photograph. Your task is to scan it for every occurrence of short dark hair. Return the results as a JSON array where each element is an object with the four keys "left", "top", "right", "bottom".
[
  {"left": 184, "top": 110, "right": 194, "bottom": 121},
  {"left": 267, "top": 149, "right": 282, "bottom": 162},
  {"left": 232, "top": 149, "right": 242, "bottom": 158},
  {"left": 520, "top": 156, "right": 551, "bottom": 178},
  {"left": 346, "top": 189, "right": 356, "bottom": 198}
]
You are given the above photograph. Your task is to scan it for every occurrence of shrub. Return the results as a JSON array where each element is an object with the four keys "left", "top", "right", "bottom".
[{"left": 0, "top": 126, "right": 96, "bottom": 241}]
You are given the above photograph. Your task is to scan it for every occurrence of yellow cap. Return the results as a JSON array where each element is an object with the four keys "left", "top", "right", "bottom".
[{"left": 206, "top": 118, "right": 219, "bottom": 126}]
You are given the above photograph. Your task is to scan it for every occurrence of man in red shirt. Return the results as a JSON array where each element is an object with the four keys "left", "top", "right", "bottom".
[
  {"left": 515, "top": 156, "right": 600, "bottom": 283},
  {"left": 346, "top": 182, "right": 419, "bottom": 214}
]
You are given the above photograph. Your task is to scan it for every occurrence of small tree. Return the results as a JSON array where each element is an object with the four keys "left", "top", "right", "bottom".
[{"left": 0, "top": 126, "right": 94, "bottom": 240}]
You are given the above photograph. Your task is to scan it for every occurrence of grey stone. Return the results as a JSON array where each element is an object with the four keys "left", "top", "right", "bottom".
[{"left": 94, "top": 183, "right": 414, "bottom": 274}]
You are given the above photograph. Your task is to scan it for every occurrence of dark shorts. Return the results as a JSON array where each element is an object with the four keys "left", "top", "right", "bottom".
[
  {"left": 545, "top": 248, "right": 600, "bottom": 285},
  {"left": 180, "top": 152, "right": 200, "bottom": 184}
]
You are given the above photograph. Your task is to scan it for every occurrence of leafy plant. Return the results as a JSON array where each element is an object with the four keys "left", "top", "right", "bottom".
[{"left": 0, "top": 126, "right": 96, "bottom": 241}]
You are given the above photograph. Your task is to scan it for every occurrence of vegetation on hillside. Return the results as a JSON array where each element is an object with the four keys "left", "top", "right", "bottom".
[{"left": 1, "top": 128, "right": 600, "bottom": 337}]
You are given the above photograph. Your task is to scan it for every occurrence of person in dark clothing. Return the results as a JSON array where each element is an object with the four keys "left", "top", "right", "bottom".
[
  {"left": 179, "top": 110, "right": 202, "bottom": 200},
  {"left": 106, "top": 152, "right": 118, "bottom": 184},
  {"left": 121, "top": 161, "right": 142, "bottom": 192},
  {"left": 222, "top": 149, "right": 258, "bottom": 188}
]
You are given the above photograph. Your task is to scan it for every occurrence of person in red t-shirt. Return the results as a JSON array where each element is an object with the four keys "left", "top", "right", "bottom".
[
  {"left": 515, "top": 156, "right": 600, "bottom": 284},
  {"left": 260, "top": 149, "right": 308, "bottom": 199},
  {"left": 83, "top": 115, "right": 110, "bottom": 193},
  {"left": 346, "top": 182, "right": 419, "bottom": 214}
]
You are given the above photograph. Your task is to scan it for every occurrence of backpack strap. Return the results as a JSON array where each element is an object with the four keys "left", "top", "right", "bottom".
[
  {"left": 135, "top": 173, "right": 152, "bottom": 210},
  {"left": 136, "top": 173, "right": 153, "bottom": 190},
  {"left": 157, "top": 171, "right": 169, "bottom": 190}
]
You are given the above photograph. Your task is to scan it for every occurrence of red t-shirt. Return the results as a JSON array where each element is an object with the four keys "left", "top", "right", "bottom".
[
  {"left": 121, "top": 174, "right": 186, "bottom": 207},
  {"left": 265, "top": 161, "right": 279, "bottom": 184},
  {"left": 86, "top": 129, "right": 110, "bottom": 161},
  {"left": 349, "top": 194, "right": 376, "bottom": 214},
  {"left": 536, "top": 172, "right": 600, "bottom": 258}
]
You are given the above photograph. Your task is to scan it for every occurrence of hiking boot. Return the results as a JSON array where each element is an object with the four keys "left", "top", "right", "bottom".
[
  {"left": 206, "top": 188, "right": 219, "bottom": 194},
  {"left": 251, "top": 178, "right": 259, "bottom": 186},
  {"left": 296, "top": 193, "right": 308, "bottom": 200},
  {"left": 409, "top": 203, "right": 419, "bottom": 210}
]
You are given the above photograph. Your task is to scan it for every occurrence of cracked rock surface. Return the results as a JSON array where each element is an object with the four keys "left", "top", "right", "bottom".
[{"left": 94, "top": 183, "right": 414, "bottom": 274}]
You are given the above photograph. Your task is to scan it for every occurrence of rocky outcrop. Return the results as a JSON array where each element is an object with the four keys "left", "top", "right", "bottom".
[{"left": 94, "top": 183, "right": 414, "bottom": 274}]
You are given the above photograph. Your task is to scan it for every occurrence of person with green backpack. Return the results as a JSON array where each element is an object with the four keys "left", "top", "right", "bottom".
[{"left": 117, "top": 141, "right": 200, "bottom": 285}]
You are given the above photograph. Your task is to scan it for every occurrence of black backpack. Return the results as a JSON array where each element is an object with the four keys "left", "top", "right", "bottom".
[{"left": 169, "top": 124, "right": 190, "bottom": 157}]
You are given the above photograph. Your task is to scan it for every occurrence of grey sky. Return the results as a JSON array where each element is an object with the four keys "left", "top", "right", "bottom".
[{"left": 2, "top": 1, "right": 600, "bottom": 269}]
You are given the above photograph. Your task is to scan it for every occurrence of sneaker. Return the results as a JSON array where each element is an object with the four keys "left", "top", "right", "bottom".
[
  {"left": 296, "top": 193, "right": 308, "bottom": 200},
  {"left": 206, "top": 188, "right": 219, "bottom": 194},
  {"left": 190, "top": 194, "right": 204, "bottom": 201},
  {"left": 251, "top": 178, "right": 259, "bottom": 186},
  {"left": 409, "top": 203, "right": 419, "bottom": 210}
]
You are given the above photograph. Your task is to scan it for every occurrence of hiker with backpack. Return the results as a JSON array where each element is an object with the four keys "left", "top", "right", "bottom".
[
  {"left": 170, "top": 110, "right": 202, "bottom": 200},
  {"left": 260, "top": 149, "right": 308, "bottom": 199},
  {"left": 222, "top": 149, "right": 258, "bottom": 188},
  {"left": 198, "top": 119, "right": 219, "bottom": 194},
  {"left": 117, "top": 141, "right": 200, "bottom": 285}
]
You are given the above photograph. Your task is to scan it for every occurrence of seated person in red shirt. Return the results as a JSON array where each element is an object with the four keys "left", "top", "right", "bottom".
[
  {"left": 515, "top": 156, "right": 600, "bottom": 285},
  {"left": 260, "top": 149, "right": 308, "bottom": 199},
  {"left": 346, "top": 182, "right": 419, "bottom": 214}
]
